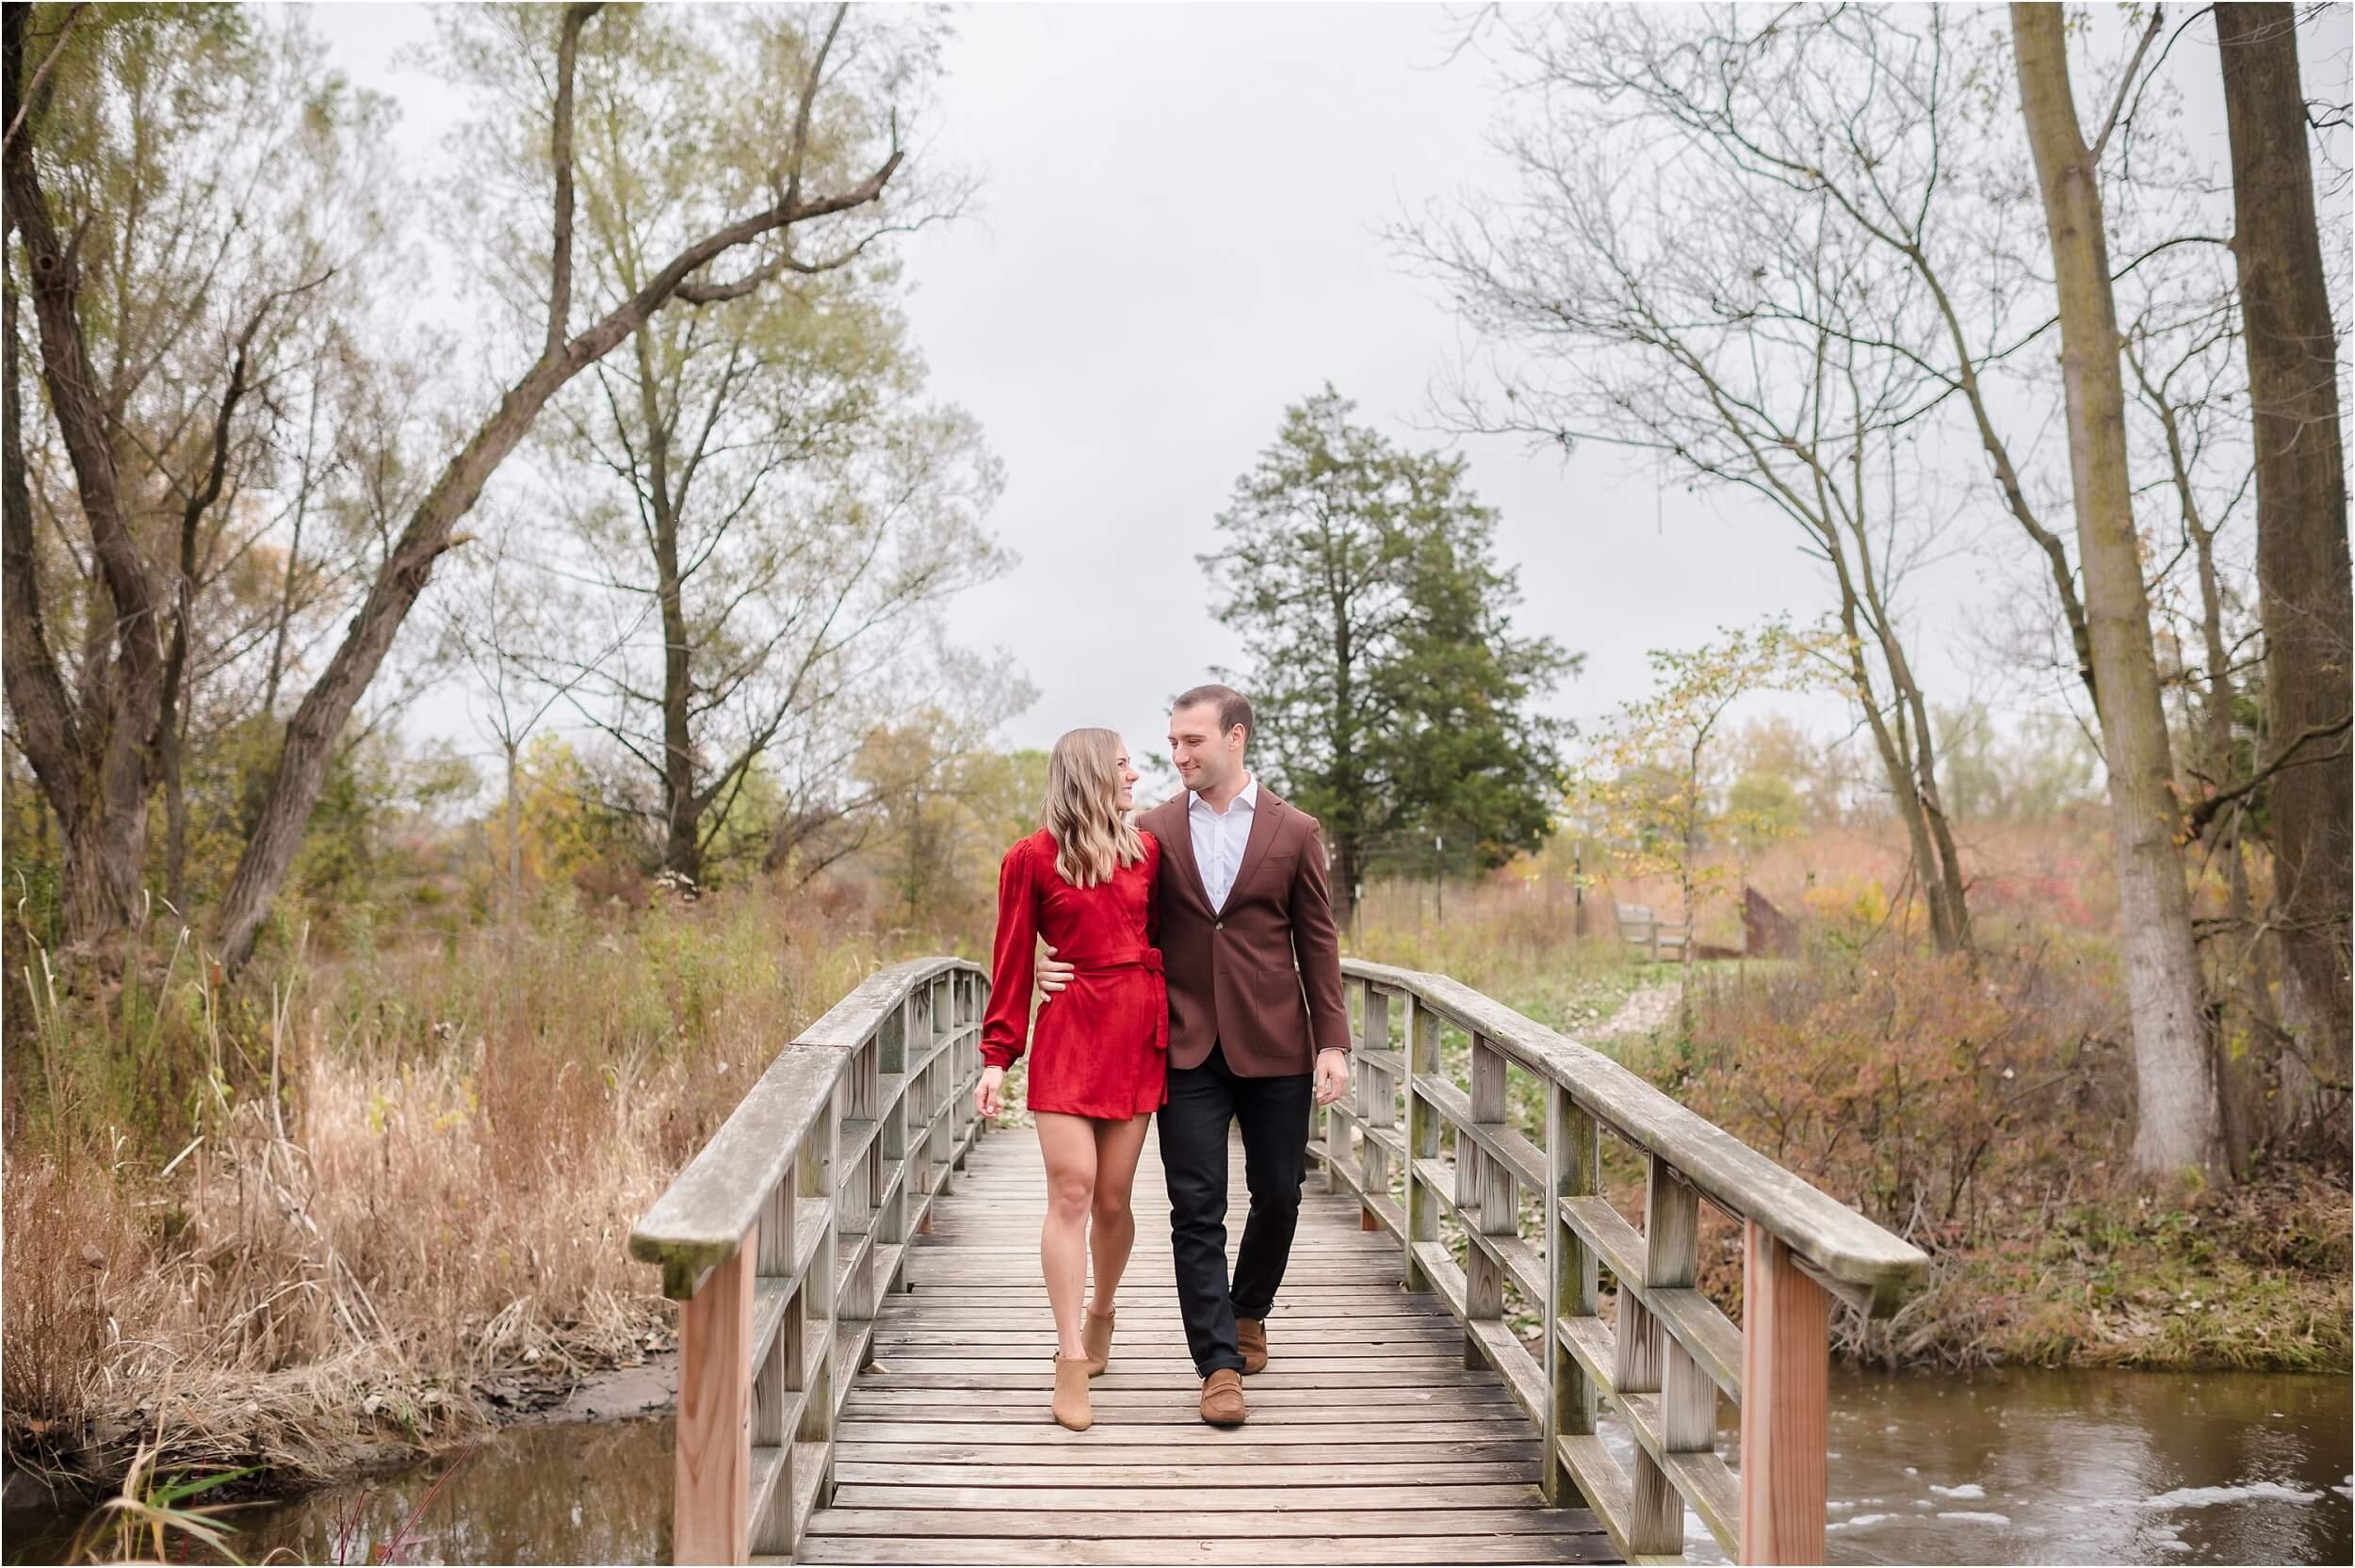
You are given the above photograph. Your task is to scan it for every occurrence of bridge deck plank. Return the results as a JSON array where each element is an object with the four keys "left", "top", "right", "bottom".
[{"left": 796, "top": 1131, "right": 1617, "bottom": 1566}]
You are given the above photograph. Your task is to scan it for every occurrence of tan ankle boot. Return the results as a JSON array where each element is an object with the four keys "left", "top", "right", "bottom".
[
  {"left": 1198, "top": 1367, "right": 1247, "bottom": 1427},
  {"left": 1081, "top": 1308, "right": 1115, "bottom": 1377},
  {"left": 1052, "top": 1355, "right": 1093, "bottom": 1431},
  {"left": 1235, "top": 1316, "right": 1268, "bottom": 1375}
]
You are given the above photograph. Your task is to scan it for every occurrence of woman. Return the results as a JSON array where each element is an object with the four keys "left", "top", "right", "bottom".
[{"left": 977, "top": 729, "right": 1166, "bottom": 1432}]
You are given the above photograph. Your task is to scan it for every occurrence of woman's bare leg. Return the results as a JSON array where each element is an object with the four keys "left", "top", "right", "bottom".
[
  {"left": 1086, "top": 1112, "right": 1153, "bottom": 1316},
  {"left": 1033, "top": 1111, "right": 1098, "bottom": 1360}
]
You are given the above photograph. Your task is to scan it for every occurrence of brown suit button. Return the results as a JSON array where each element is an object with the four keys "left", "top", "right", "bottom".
[{"left": 1214, "top": 920, "right": 1224, "bottom": 930}]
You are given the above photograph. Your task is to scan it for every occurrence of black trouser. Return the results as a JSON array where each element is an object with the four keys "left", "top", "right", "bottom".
[{"left": 1158, "top": 1042, "right": 1313, "bottom": 1377}]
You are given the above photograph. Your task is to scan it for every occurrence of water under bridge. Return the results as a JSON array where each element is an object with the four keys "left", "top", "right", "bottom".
[{"left": 629, "top": 957, "right": 1926, "bottom": 1565}]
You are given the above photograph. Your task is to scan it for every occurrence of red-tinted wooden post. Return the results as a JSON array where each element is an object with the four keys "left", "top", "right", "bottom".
[
  {"left": 674, "top": 1227, "right": 755, "bottom": 1565},
  {"left": 1740, "top": 1221, "right": 1830, "bottom": 1564}
]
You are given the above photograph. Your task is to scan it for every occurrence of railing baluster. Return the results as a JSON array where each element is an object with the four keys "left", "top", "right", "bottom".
[
  {"left": 1324, "top": 984, "right": 1356, "bottom": 1197},
  {"left": 1544, "top": 1080, "right": 1598, "bottom": 1508},
  {"left": 1741, "top": 1222, "right": 1829, "bottom": 1564},
  {"left": 799, "top": 1090, "right": 838, "bottom": 1509},
  {"left": 1402, "top": 996, "right": 1440, "bottom": 1291},
  {"left": 878, "top": 1001, "right": 910, "bottom": 1256},
  {"left": 950, "top": 971, "right": 972, "bottom": 1174},
  {"left": 1626, "top": 1154, "right": 1698, "bottom": 1556},
  {"left": 749, "top": 1175, "right": 795, "bottom": 1554},
  {"left": 1463, "top": 1034, "right": 1511, "bottom": 1368},
  {"left": 1358, "top": 981, "right": 1393, "bottom": 1229}
]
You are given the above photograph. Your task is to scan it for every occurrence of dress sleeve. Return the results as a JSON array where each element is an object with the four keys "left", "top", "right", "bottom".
[{"left": 981, "top": 839, "right": 1039, "bottom": 1070}]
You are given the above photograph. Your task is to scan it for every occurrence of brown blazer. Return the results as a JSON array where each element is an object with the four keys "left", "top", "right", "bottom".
[{"left": 1138, "top": 785, "right": 1351, "bottom": 1076}]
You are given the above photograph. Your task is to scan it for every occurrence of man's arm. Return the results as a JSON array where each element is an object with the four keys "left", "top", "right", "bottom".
[{"left": 1289, "top": 824, "right": 1353, "bottom": 1104}]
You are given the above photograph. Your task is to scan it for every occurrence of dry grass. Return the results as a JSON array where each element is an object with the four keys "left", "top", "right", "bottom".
[{"left": 4, "top": 891, "right": 955, "bottom": 1487}]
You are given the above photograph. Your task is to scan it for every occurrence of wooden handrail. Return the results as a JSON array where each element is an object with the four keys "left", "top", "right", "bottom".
[
  {"left": 629, "top": 956, "right": 991, "bottom": 1564},
  {"left": 1323, "top": 958, "right": 1929, "bottom": 1566}
]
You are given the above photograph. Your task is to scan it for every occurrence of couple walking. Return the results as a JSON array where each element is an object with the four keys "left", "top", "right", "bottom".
[{"left": 975, "top": 684, "right": 1351, "bottom": 1431}]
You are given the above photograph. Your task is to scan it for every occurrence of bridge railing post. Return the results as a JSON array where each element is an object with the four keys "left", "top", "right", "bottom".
[
  {"left": 674, "top": 1224, "right": 755, "bottom": 1565},
  {"left": 1739, "top": 1222, "right": 1829, "bottom": 1564},
  {"left": 1543, "top": 1079, "right": 1597, "bottom": 1508}
]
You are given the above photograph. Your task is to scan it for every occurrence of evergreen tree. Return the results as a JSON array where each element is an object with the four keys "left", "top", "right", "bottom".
[{"left": 1204, "top": 388, "right": 1577, "bottom": 926}]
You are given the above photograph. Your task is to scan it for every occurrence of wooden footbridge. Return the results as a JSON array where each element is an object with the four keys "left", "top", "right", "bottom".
[{"left": 631, "top": 958, "right": 1927, "bottom": 1566}]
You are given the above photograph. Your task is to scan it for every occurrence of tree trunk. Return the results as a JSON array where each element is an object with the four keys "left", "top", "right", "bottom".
[
  {"left": 1825, "top": 542, "right": 1971, "bottom": 954},
  {"left": 506, "top": 737, "right": 525, "bottom": 929},
  {"left": 644, "top": 354, "right": 701, "bottom": 885},
  {"left": 1898, "top": 692, "right": 1973, "bottom": 955},
  {"left": 1845, "top": 531, "right": 1974, "bottom": 954},
  {"left": 162, "top": 705, "right": 189, "bottom": 918},
  {"left": 210, "top": 367, "right": 573, "bottom": 970},
  {"left": 2197, "top": 494, "right": 2259, "bottom": 1180},
  {"left": 1331, "top": 833, "right": 1360, "bottom": 934},
  {"left": 1861, "top": 671, "right": 1952, "bottom": 951},
  {"left": 6, "top": 9, "right": 163, "bottom": 955},
  {"left": 2013, "top": 3, "right": 2224, "bottom": 1183},
  {"left": 2215, "top": 1, "right": 2353, "bottom": 1127}
]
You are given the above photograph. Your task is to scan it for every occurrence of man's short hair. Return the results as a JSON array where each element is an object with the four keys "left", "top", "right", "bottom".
[{"left": 1174, "top": 683, "right": 1253, "bottom": 740}]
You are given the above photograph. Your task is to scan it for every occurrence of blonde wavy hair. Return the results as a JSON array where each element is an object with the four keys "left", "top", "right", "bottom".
[{"left": 1043, "top": 728, "right": 1144, "bottom": 888}]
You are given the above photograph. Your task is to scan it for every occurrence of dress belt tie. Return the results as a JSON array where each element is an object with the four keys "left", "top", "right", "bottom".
[{"left": 1065, "top": 945, "right": 1168, "bottom": 1053}]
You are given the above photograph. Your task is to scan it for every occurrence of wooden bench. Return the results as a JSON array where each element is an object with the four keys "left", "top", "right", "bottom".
[{"left": 1616, "top": 902, "right": 1689, "bottom": 962}]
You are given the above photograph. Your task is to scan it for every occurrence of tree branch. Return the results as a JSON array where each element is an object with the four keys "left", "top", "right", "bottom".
[
  {"left": 2184, "top": 716, "right": 2354, "bottom": 838},
  {"left": 546, "top": 3, "right": 604, "bottom": 358},
  {"left": 2, "top": 1, "right": 86, "bottom": 154},
  {"left": 2089, "top": 4, "right": 2166, "bottom": 164}
]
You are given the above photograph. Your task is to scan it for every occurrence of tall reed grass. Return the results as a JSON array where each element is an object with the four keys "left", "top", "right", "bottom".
[{"left": 5, "top": 893, "right": 953, "bottom": 1485}]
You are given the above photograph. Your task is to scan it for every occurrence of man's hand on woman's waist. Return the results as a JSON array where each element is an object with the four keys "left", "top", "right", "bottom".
[{"left": 1036, "top": 944, "right": 1073, "bottom": 999}]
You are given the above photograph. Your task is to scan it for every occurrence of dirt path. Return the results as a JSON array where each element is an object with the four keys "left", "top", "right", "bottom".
[{"left": 1596, "top": 979, "right": 1681, "bottom": 1039}]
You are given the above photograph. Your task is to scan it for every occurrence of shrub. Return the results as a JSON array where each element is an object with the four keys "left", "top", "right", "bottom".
[{"left": 1674, "top": 937, "right": 2129, "bottom": 1248}]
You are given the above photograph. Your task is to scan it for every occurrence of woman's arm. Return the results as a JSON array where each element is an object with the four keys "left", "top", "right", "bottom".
[{"left": 980, "top": 839, "right": 1040, "bottom": 1071}]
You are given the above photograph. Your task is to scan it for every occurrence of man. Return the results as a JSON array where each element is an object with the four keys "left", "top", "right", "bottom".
[{"left": 1038, "top": 684, "right": 1351, "bottom": 1427}]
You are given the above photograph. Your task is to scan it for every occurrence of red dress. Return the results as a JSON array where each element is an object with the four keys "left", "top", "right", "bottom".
[{"left": 982, "top": 829, "right": 1168, "bottom": 1119}]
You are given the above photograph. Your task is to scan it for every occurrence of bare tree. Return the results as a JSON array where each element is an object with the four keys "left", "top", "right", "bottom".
[
  {"left": 2013, "top": 1, "right": 2223, "bottom": 1182},
  {"left": 438, "top": 515, "right": 630, "bottom": 927},
  {"left": 545, "top": 281, "right": 1007, "bottom": 885},
  {"left": 203, "top": 2, "right": 934, "bottom": 971},
  {"left": 4, "top": 5, "right": 375, "bottom": 955},
  {"left": 1405, "top": 7, "right": 1975, "bottom": 951},
  {"left": 2213, "top": 1, "right": 2353, "bottom": 1134}
]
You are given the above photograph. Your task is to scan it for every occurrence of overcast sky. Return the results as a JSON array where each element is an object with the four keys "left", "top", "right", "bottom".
[{"left": 313, "top": 2, "right": 2347, "bottom": 774}]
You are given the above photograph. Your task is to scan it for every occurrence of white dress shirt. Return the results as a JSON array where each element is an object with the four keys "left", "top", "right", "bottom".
[{"left": 1188, "top": 774, "right": 1259, "bottom": 913}]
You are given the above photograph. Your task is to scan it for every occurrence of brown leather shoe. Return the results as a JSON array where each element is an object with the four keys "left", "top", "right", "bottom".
[
  {"left": 1199, "top": 1367, "right": 1247, "bottom": 1426},
  {"left": 1081, "top": 1308, "right": 1114, "bottom": 1377},
  {"left": 1235, "top": 1317, "right": 1268, "bottom": 1375}
]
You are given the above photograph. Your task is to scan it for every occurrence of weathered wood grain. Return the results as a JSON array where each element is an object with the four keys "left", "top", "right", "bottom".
[
  {"left": 674, "top": 1232, "right": 754, "bottom": 1565},
  {"left": 784, "top": 1126, "right": 1610, "bottom": 1566},
  {"left": 1740, "top": 1222, "right": 1829, "bottom": 1564},
  {"left": 1339, "top": 959, "right": 1925, "bottom": 1314},
  {"left": 795, "top": 1535, "right": 1615, "bottom": 1565}
]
